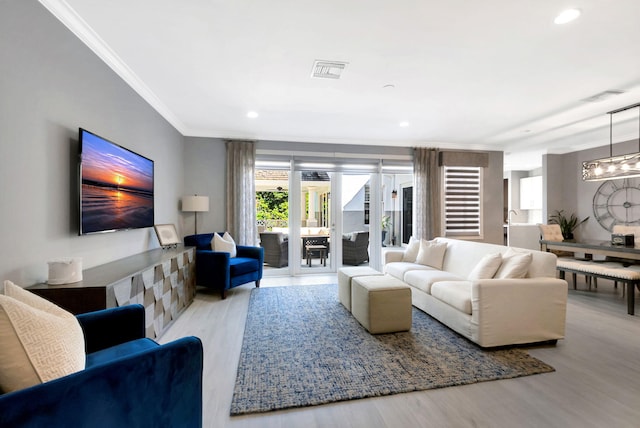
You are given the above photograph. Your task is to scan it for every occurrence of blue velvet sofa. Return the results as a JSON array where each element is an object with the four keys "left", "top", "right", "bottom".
[
  {"left": 184, "top": 233, "right": 264, "bottom": 299},
  {"left": 0, "top": 304, "right": 203, "bottom": 428}
]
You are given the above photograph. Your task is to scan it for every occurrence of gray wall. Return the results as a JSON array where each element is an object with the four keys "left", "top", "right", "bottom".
[
  {"left": 183, "top": 137, "right": 226, "bottom": 234},
  {"left": 482, "top": 151, "right": 506, "bottom": 244},
  {"left": 542, "top": 139, "right": 640, "bottom": 241},
  {"left": 0, "top": 1, "right": 184, "bottom": 285}
]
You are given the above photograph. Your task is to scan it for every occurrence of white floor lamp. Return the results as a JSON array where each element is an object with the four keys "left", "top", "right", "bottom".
[{"left": 182, "top": 195, "right": 209, "bottom": 234}]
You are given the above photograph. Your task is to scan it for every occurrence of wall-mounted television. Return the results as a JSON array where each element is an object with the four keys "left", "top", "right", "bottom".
[{"left": 79, "top": 128, "right": 154, "bottom": 235}]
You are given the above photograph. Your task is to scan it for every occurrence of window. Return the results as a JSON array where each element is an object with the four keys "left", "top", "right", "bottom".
[
  {"left": 442, "top": 166, "right": 482, "bottom": 238},
  {"left": 363, "top": 184, "right": 370, "bottom": 224}
]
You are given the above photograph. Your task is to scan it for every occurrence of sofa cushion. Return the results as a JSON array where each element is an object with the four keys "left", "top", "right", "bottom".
[
  {"left": 495, "top": 248, "right": 533, "bottom": 279},
  {"left": 404, "top": 269, "right": 465, "bottom": 294},
  {"left": 467, "top": 252, "right": 502, "bottom": 280},
  {"left": 402, "top": 236, "right": 421, "bottom": 262},
  {"left": 415, "top": 240, "right": 448, "bottom": 269},
  {"left": 86, "top": 338, "right": 159, "bottom": 368},
  {"left": 214, "top": 232, "right": 237, "bottom": 257},
  {"left": 0, "top": 280, "right": 85, "bottom": 393},
  {"left": 229, "top": 257, "right": 260, "bottom": 276},
  {"left": 384, "top": 261, "right": 433, "bottom": 281},
  {"left": 430, "top": 281, "right": 473, "bottom": 315}
]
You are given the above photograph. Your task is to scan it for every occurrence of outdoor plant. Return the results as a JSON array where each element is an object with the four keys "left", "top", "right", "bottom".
[
  {"left": 381, "top": 215, "right": 391, "bottom": 231},
  {"left": 548, "top": 209, "right": 589, "bottom": 240}
]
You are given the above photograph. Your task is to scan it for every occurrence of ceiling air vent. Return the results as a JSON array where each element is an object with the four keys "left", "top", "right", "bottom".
[
  {"left": 582, "top": 89, "right": 625, "bottom": 103},
  {"left": 311, "top": 60, "right": 348, "bottom": 79}
]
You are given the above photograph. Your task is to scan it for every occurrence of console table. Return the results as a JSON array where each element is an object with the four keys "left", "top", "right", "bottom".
[{"left": 28, "top": 246, "right": 196, "bottom": 338}]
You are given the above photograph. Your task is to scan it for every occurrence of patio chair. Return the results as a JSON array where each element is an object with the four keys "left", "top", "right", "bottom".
[
  {"left": 342, "top": 231, "right": 369, "bottom": 265},
  {"left": 260, "top": 232, "right": 289, "bottom": 268}
]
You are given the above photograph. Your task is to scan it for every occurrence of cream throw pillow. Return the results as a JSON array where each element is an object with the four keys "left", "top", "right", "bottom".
[
  {"left": 402, "top": 236, "right": 421, "bottom": 262},
  {"left": 214, "top": 232, "right": 237, "bottom": 257},
  {"left": 494, "top": 248, "right": 533, "bottom": 279},
  {"left": 415, "top": 240, "right": 448, "bottom": 269},
  {"left": 0, "top": 280, "right": 85, "bottom": 393},
  {"left": 467, "top": 253, "right": 502, "bottom": 280}
]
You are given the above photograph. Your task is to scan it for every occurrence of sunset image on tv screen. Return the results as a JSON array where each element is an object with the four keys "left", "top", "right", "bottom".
[{"left": 80, "top": 130, "right": 154, "bottom": 234}]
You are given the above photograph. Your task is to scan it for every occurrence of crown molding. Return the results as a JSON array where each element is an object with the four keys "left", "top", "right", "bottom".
[{"left": 38, "top": 0, "right": 187, "bottom": 134}]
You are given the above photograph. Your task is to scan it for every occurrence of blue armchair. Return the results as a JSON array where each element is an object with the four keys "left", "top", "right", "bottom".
[
  {"left": 0, "top": 304, "right": 203, "bottom": 428},
  {"left": 184, "top": 233, "right": 264, "bottom": 299}
]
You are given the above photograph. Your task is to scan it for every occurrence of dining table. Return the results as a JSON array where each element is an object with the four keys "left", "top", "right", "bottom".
[
  {"left": 539, "top": 239, "right": 640, "bottom": 260},
  {"left": 540, "top": 239, "right": 640, "bottom": 315},
  {"left": 301, "top": 235, "right": 329, "bottom": 266}
]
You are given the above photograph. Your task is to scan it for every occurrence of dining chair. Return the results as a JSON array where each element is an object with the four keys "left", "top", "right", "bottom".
[{"left": 538, "top": 223, "right": 591, "bottom": 288}]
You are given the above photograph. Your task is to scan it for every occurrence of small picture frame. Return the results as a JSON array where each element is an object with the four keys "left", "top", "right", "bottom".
[{"left": 154, "top": 224, "right": 180, "bottom": 248}]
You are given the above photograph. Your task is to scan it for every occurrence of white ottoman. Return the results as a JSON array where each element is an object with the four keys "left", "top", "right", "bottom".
[
  {"left": 338, "top": 266, "right": 384, "bottom": 311},
  {"left": 351, "top": 275, "right": 412, "bottom": 334}
]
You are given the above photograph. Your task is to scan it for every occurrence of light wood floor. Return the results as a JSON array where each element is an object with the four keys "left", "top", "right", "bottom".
[{"left": 159, "top": 275, "right": 640, "bottom": 428}]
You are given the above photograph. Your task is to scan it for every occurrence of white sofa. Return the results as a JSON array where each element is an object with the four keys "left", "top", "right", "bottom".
[{"left": 384, "top": 237, "right": 568, "bottom": 347}]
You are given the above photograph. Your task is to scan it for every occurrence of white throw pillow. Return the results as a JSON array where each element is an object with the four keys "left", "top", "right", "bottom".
[
  {"left": 214, "top": 232, "right": 237, "bottom": 257},
  {"left": 402, "top": 236, "right": 421, "bottom": 262},
  {"left": 467, "top": 253, "right": 503, "bottom": 280},
  {"left": 415, "top": 240, "right": 448, "bottom": 269},
  {"left": 0, "top": 280, "right": 85, "bottom": 393},
  {"left": 494, "top": 248, "right": 533, "bottom": 279}
]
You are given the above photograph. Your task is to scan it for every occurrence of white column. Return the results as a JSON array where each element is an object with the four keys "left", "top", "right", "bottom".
[{"left": 307, "top": 187, "right": 318, "bottom": 226}]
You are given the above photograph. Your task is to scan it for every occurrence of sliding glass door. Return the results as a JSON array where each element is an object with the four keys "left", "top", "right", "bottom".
[
  {"left": 296, "top": 170, "right": 334, "bottom": 272},
  {"left": 256, "top": 158, "right": 412, "bottom": 276},
  {"left": 255, "top": 167, "right": 291, "bottom": 275},
  {"left": 341, "top": 173, "right": 376, "bottom": 268}
]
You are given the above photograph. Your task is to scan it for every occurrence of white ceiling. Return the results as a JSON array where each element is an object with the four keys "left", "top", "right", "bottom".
[{"left": 41, "top": 0, "right": 640, "bottom": 171}]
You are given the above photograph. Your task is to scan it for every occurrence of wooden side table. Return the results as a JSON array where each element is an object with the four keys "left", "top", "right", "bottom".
[{"left": 305, "top": 244, "right": 327, "bottom": 267}]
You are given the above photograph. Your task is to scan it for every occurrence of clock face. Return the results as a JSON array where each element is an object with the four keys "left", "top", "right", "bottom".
[{"left": 593, "top": 178, "right": 640, "bottom": 231}]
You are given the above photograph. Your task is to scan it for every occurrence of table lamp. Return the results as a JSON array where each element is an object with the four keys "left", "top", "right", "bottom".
[{"left": 182, "top": 195, "right": 209, "bottom": 234}]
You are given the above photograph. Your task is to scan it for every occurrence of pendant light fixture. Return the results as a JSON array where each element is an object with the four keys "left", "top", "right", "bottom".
[{"left": 582, "top": 102, "right": 640, "bottom": 181}]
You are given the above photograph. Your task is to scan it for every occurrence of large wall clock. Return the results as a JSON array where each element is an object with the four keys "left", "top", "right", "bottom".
[{"left": 592, "top": 178, "right": 640, "bottom": 231}]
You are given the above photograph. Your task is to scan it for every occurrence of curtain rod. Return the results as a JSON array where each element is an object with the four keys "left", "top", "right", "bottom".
[{"left": 607, "top": 102, "right": 640, "bottom": 115}]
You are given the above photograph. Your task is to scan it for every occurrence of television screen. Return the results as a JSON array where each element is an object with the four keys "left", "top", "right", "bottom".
[{"left": 79, "top": 128, "right": 154, "bottom": 235}]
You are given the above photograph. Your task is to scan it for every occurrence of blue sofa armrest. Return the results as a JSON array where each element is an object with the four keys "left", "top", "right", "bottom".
[
  {"left": 195, "top": 250, "right": 231, "bottom": 288},
  {"left": 0, "top": 336, "right": 203, "bottom": 428},
  {"left": 76, "top": 304, "right": 145, "bottom": 353},
  {"left": 237, "top": 245, "right": 264, "bottom": 262}
]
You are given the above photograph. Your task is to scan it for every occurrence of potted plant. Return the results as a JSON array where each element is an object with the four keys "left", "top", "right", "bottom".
[{"left": 548, "top": 210, "right": 589, "bottom": 240}]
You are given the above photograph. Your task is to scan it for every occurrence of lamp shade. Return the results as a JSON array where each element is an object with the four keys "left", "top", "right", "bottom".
[{"left": 182, "top": 195, "right": 209, "bottom": 212}]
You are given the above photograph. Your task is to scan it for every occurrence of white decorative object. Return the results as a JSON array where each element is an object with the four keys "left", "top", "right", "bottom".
[
  {"left": 47, "top": 257, "right": 83, "bottom": 284},
  {"left": 154, "top": 224, "right": 180, "bottom": 248}
]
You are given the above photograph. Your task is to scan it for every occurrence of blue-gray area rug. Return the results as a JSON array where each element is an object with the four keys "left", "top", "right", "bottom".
[{"left": 230, "top": 284, "right": 554, "bottom": 415}]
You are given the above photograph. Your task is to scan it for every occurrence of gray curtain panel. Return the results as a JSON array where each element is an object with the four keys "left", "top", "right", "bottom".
[
  {"left": 413, "top": 147, "right": 441, "bottom": 240},
  {"left": 225, "top": 140, "right": 258, "bottom": 246}
]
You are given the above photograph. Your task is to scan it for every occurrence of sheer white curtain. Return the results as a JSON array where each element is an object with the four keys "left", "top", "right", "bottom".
[
  {"left": 413, "top": 147, "right": 441, "bottom": 240},
  {"left": 226, "top": 140, "right": 258, "bottom": 245}
]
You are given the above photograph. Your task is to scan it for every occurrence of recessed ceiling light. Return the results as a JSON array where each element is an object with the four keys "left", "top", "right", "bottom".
[
  {"left": 554, "top": 8, "right": 581, "bottom": 24},
  {"left": 247, "top": 111, "right": 259, "bottom": 119},
  {"left": 399, "top": 121, "right": 409, "bottom": 127}
]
